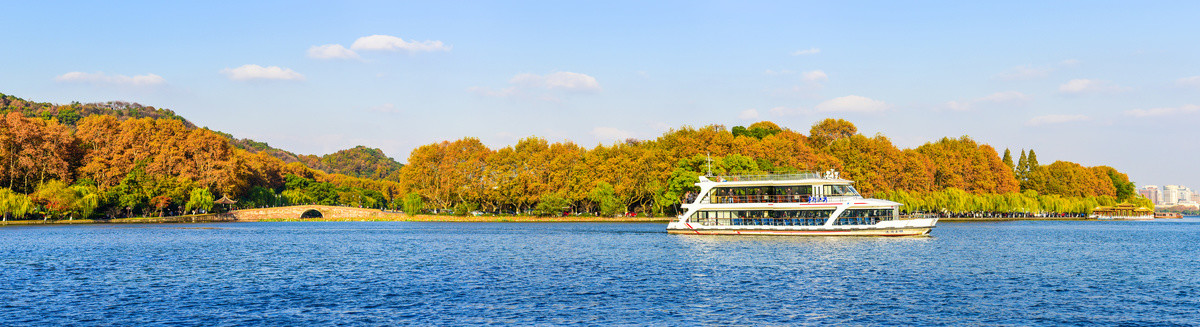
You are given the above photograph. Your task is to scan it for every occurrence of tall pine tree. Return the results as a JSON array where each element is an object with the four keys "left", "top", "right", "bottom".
[
  {"left": 1017, "top": 150, "right": 1028, "bottom": 177},
  {"left": 1002, "top": 149, "right": 1014, "bottom": 170}
]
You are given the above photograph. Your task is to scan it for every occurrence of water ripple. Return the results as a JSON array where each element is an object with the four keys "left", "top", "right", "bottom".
[{"left": 1, "top": 220, "right": 1199, "bottom": 325}]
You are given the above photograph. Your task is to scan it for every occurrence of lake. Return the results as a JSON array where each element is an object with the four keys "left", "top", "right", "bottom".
[{"left": 2, "top": 219, "right": 1199, "bottom": 326}]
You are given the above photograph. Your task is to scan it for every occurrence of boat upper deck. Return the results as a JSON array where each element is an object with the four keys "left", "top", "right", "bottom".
[{"left": 701, "top": 170, "right": 852, "bottom": 185}]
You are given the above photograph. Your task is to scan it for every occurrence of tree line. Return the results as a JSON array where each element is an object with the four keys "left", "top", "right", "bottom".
[
  {"left": 1, "top": 93, "right": 1151, "bottom": 220},
  {"left": 0, "top": 107, "right": 403, "bottom": 220},
  {"left": 397, "top": 119, "right": 1150, "bottom": 216}
]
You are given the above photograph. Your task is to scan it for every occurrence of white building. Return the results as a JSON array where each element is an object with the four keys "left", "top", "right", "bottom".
[{"left": 1163, "top": 185, "right": 1180, "bottom": 205}]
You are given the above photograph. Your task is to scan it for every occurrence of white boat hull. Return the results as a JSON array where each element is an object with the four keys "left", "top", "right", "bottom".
[{"left": 667, "top": 218, "right": 937, "bottom": 237}]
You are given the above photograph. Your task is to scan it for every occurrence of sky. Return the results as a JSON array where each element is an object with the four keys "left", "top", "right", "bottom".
[{"left": 2, "top": 1, "right": 1198, "bottom": 189}]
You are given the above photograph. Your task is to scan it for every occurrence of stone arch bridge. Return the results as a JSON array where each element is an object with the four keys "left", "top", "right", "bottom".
[{"left": 228, "top": 205, "right": 404, "bottom": 221}]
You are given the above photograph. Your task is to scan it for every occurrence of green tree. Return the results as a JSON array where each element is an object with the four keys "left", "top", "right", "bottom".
[
  {"left": 33, "top": 180, "right": 77, "bottom": 219},
  {"left": 1002, "top": 149, "right": 1014, "bottom": 170},
  {"left": 453, "top": 201, "right": 478, "bottom": 216},
  {"left": 70, "top": 184, "right": 99, "bottom": 219},
  {"left": 1017, "top": 150, "right": 1028, "bottom": 176},
  {"left": 589, "top": 181, "right": 621, "bottom": 217},
  {"left": 534, "top": 193, "right": 570, "bottom": 217},
  {"left": 281, "top": 188, "right": 312, "bottom": 205},
  {"left": 185, "top": 188, "right": 214, "bottom": 214},
  {"left": 242, "top": 185, "right": 277, "bottom": 208},
  {"left": 0, "top": 188, "right": 15, "bottom": 221},
  {"left": 402, "top": 192, "right": 425, "bottom": 216}
]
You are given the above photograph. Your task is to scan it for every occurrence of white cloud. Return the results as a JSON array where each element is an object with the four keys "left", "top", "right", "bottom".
[
  {"left": 1061, "top": 59, "right": 1080, "bottom": 66},
  {"left": 591, "top": 127, "right": 634, "bottom": 142},
  {"left": 1058, "top": 79, "right": 1126, "bottom": 94},
  {"left": 1026, "top": 114, "right": 1089, "bottom": 126},
  {"left": 768, "top": 106, "right": 805, "bottom": 116},
  {"left": 791, "top": 48, "right": 820, "bottom": 56},
  {"left": 1176, "top": 76, "right": 1200, "bottom": 88},
  {"left": 815, "top": 95, "right": 889, "bottom": 113},
  {"left": 801, "top": 70, "right": 828, "bottom": 82},
  {"left": 738, "top": 109, "right": 759, "bottom": 119},
  {"left": 513, "top": 71, "right": 601, "bottom": 92},
  {"left": 308, "top": 44, "right": 359, "bottom": 60},
  {"left": 350, "top": 34, "right": 450, "bottom": 52},
  {"left": 945, "top": 100, "right": 971, "bottom": 111},
  {"left": 55, "top": 71, "right": 165, "bottom": 86},
  {"left": 221, "top": 65, "right": 305, "bottom": 81},
  {"left": 1124, "top": 104, "right": 1199, "bottom": 118}
]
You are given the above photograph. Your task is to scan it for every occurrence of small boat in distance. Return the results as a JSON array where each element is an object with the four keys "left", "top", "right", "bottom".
[
  {"left": 667, "top": 170, "right": 937, "bottom": 236},
  {"left": 1155, "top": 212, "right": 1183, "bottom": 219}
]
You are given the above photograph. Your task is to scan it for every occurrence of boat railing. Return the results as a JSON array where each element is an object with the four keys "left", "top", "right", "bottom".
[
  {"left": 693, "top": 194, "right": 856, "bottom": 204},
  {"left": 709, "top": 172, "right": 827, "bottom": 182}
]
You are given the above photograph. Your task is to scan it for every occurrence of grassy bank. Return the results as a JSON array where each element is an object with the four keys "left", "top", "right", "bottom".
[
  {"left": 2, "top": 214, "right": 672, "bottom": 226},
  {"left": 0, "top": 214, "right": 235, "bottom": 226},
  {"left": 5, "top": 214, "right": 1119, "bottom": 226},
  {"left": 258, "top": 215, "right": 673, "bottom": 223},
  {"left": 938, "top": 217, "right": 1092, "bottom": 222}
]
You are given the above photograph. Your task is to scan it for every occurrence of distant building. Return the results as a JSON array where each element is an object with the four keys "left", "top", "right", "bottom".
[
  {"left": 1141, "top": 185, "right": 1161, "bottom": 205},
  {"left": 1164, "top": 185, "right": 1181, "bottom": 205},
  {"left": 1179, "top": 187, "right": 1193, "bottom": 203}
]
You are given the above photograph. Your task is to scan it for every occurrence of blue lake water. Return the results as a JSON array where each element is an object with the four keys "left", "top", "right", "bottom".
[{"left": 2, "top": 219, "right": 1199, "bottom": 326}]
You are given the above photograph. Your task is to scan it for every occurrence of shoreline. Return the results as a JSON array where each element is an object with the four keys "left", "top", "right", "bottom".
[
  {"left": 4, "top": 215, "right": 1190, "bottom": 227},
  {"left": 0, "top": 214, "right": 673, "bottom": 226}
]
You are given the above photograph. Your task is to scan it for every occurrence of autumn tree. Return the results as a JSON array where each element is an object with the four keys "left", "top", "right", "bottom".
[
  {"left": 807, "top": 118, "right": 857, "bottom": 149},
  {"left": 0, "top": 112, "right": 79, "bottom": 193},
  {"left": 915, "top": 137, "right": 1018, "bottom": 194}
]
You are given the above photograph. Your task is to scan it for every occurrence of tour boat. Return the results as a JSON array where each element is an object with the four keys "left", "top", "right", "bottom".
[
  {"left": 666, "top": 170, "right": 937, "bottom": 236},
  {"left": 1154, "top": 212, "right": 1182, "bottom": 219}
]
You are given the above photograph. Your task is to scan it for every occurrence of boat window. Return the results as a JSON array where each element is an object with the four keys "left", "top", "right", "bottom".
[
  {"left": 691, "top": 209, "right": 834, "bottom": 226},
  {"left": 823, "top": 184, "right": 860, "bottom": 196},
  {"left": 705, "top": 185, "right": 819, "bottom": 204},
  {"left": 834, "top": 209, "right": 892, "bottom": 225}
]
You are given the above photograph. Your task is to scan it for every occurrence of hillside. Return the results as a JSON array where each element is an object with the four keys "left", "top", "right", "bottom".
[
  {"left": 1, "top": 92, "right": 193, "bottom": 128},
  {"left": 1, "top": 92, "right": 398, "bottom": 176},
  {"left": 298, "top": 146, "right": 404, "bottom": 180}
]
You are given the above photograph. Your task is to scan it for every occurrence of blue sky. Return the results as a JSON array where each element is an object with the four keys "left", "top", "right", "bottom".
[{"left": 2, "top": 1, "right": 1198, "bottom": 189}]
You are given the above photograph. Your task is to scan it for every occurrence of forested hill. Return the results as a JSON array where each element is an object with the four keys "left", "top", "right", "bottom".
[
  {"left": 0, "top": 92, "right": 193, "bottom": 128},
  {"left": 298, "top": 146, "right": 404, "bottom": 180},
  {"left": 1, "top": 92, "right": 400, "bottom": 178}
]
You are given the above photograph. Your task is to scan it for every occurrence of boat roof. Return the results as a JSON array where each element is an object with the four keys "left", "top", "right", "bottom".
[{"left": 699, "top": 172, "right": 855, "bottom": 186}]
